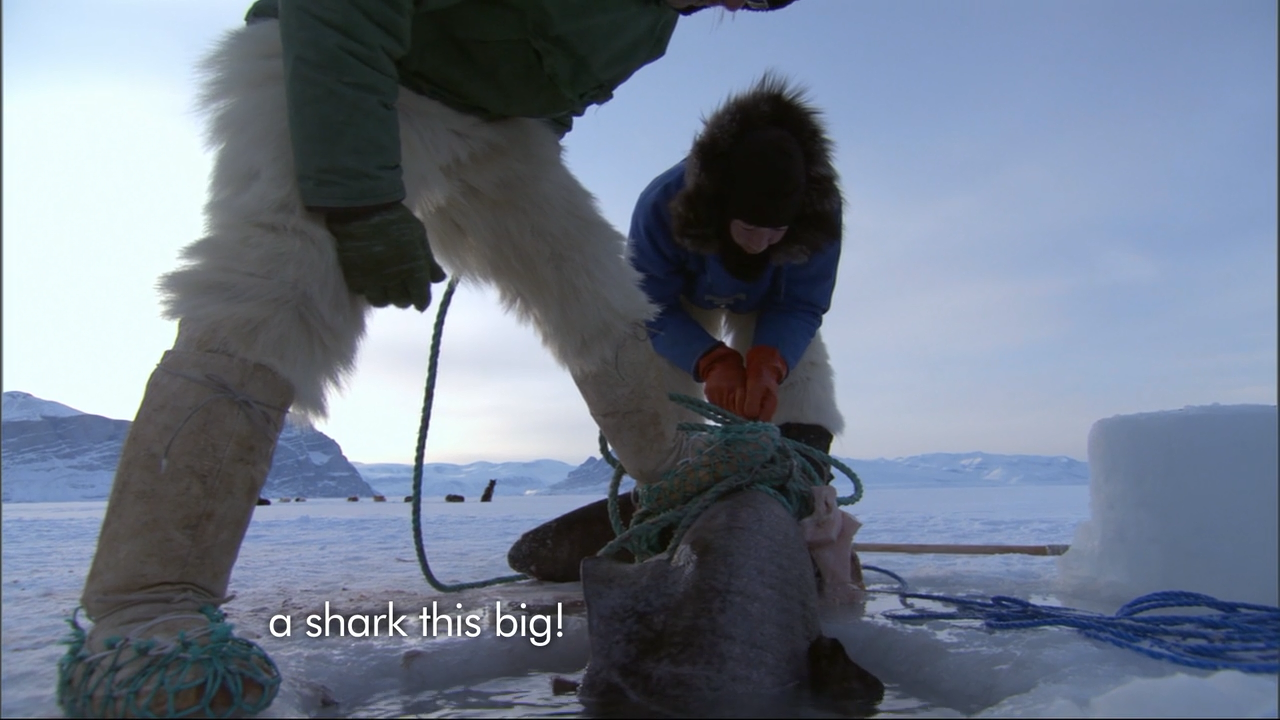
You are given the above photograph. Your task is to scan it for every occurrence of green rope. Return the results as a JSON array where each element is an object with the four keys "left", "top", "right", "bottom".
[
  {"left": 56, "top": 605, "right": 280, "bottom": 719},
  {"left": 598, "top": 394, "right": 865, "bottom": 562},
  {"left": 410, "top": 276, "right": 865, "bottom": 585},
  {"left": 411, "top": 276, "right": 528, "bottom": 593}
]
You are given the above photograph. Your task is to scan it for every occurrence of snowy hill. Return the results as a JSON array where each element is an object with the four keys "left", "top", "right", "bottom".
[
  {"left": 844, "top": 452, "right": 1089, "bottom": 488},
  {"left": 538, "top": 451, "right": 1088, "bottom": 495},
  {"left": 1, "top": 391, "right": 82, "bottom": 421},
  {"left": 352, "top": 459, "right": 575, "bottom": 500},
  {"left": 2, "top": 391, "right": 1089, "bottom": 503},
  {"left": 1, "top": 391, "right": 374, "bottom": 502},
  {"left": 541, "top": 455, "right": 631, "bottom": 495},
  {"left": 0, "top": 394, "right": 132, "bottom": 503}
]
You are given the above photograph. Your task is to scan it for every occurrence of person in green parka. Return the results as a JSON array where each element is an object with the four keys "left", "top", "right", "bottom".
[{"left": 58, "top": 0, "right": 810, "bottom": 717}]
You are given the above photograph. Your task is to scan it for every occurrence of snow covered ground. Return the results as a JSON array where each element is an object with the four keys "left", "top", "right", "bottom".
[
  {"left": 2, "top": 405, "right": 1275, "bottom": 717},
  {"left": 2, "top": 486, "right": 1274, "bottom": 718}
]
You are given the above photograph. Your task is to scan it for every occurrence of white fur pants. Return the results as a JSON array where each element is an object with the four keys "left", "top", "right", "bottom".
[
  {"left": 661, "top": 301, "right": 845, "bottom": 435},
  {"left": 161, "top": 22, "right": 656, "bottom": 420}
]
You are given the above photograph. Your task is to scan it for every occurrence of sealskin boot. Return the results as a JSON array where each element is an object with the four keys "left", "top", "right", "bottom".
[
  {"left": 780, "top": 422, "right": 835, "bottom": 482},
  {"left": 508, "top": 493, "right": 638, "bottom": 582},
  {"left": 59, "top": 349, "right": 293, "bottom": 719}
]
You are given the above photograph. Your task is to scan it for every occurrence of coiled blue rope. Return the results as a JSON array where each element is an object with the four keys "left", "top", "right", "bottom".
[{"left": 880, "top": 588, "right": 1280, "bottom": 674}]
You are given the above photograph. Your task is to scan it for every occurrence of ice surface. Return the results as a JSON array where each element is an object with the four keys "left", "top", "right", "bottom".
[
  {"left": 3, "top": 404, "right": 1277, "bottom": 718},
  {"left": 4, "top": 484, "right": 1275, "bottom": 718},
  {"left": 1058, "top": 404, "right": 1279, "bottom": 607}
]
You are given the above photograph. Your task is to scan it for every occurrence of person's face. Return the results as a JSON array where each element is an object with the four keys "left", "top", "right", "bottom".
[
  {"left": 666, "top": 0, "right": 750, "bottom": 10},
  {"left": 729, "top": 219, "right": 788, "bottom": 255}
]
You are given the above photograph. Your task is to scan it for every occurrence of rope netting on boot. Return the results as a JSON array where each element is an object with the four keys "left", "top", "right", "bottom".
[
  {"left": 598, "top": 394, "right": 865, "bottom": 562},
  {"left": 57, "top": 605, "right": 280, "bottom": 719}
]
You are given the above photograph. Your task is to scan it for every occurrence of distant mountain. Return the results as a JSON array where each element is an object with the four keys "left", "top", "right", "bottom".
[
  {"left": 1, "top": 394, "right": 132, "bottom": 503},
  {"left": 263, "top": 423, "right": 376, "bottom": 499},
  {"left": 352, "top": 459, "right": 575, "bottom": 500},
  {"left": 535, "top": 451, "right": 1088, "bottom": 496},
  {"left": 541, "top": 456, "right": 632, "bottom": 495},
  {"left": 2, "top": 392, "right": 83, "bottom": 421},
  {"left": 2, "top": 391, "right": 1090, "bottom": 504},
  {"left": 1, "top": 391, "right": 374, "bottom": 502},
  {"left": 841, "top": 452, "right": 1089, "bottom": 488}
]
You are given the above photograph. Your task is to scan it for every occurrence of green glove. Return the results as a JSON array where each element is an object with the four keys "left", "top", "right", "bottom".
[{"left": 326, "top": 203, "right": 447, "bottom": 312}]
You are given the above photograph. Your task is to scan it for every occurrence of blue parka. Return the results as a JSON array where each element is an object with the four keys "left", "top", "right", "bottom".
[{"left": 629, "top": 159, "right": 842, "bottom": 379}]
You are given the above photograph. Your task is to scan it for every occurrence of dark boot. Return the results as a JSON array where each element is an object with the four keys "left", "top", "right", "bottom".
[
  {"left": 508, "top": 494, "right": 638, "bottom": 582},
  {"left": 780, "top": 422, "right": 834, "bottom": 482}
]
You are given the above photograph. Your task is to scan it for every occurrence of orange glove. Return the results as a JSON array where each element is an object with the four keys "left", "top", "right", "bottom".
[
  {"left": 696, "top": 343, "right": 747, "bottom": 416},
  {"left": 743, "top": 346, "right": 788, "bottom": 421}
]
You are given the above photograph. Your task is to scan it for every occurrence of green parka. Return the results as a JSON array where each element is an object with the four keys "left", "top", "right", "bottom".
[{"left": 245, "top": 0, "right": 680, "bottom": 208}]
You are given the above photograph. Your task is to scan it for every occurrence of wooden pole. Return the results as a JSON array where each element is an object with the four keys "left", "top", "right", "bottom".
[{"left": 853, "top": 542, "right": 1070, "bottom": 556}]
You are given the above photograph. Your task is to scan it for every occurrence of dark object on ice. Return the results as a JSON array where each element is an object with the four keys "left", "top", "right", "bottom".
[
  {"left": 445, "top": 494, "right": 465, "bottom": 503},
  {"left": 404, "top": 495, "right": 413, "bottom": 503},
  {"left": 578, "top": 489, "right": 883, "bottom": 717},
  {"left": 346, "top": 496, "right": 359, "bottom": 502},
  {"left": 294, "top": 496, "right": 307, "bottom": 502},
  {"left": 318, "top": 685, "right": 339, "bottom": 708},
  {"left": 507, "top": 494, "right": 638, "bottom": 582},
  {"left": 551, "top": 676, "right": 580, "bottom": 695},
  {"left": 808, "top": 636, "right": 885, "bottom": 716},
  {"left": 373, "top": 494, "right": 387, "bottom": 502},
  {"left": 480, "top": 479, "right": 497, "bottom": 502},
  {"left": 256, "top": 497, "right": 271, "bottom": 506}
]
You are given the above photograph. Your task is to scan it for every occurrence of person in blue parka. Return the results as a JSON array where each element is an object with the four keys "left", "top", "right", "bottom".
[{"left": 630, "top": 73, "right": 845, "bottom": 461}]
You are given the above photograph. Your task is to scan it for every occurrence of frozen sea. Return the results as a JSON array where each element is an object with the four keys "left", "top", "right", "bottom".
[{"left": 2, "top": 486, "right": 1276, "bottom": 718}]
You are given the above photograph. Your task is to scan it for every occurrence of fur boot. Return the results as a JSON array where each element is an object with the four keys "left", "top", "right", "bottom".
[{"left": 59, "top": 349, "right": 293, "bottom": 718}]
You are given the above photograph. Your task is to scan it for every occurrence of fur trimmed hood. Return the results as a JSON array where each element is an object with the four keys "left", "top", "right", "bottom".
[{"left": 670, "top": 72, "right": 841, "bottom": 275}]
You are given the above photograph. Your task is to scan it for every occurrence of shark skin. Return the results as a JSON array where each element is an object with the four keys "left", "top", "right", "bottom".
[{"left": 578, "top": 488, "right": 883, "bottom": 718}]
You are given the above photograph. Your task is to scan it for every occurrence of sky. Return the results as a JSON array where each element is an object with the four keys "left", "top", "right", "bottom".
[{"left": 3, "top": 0, "right": 1276, "bottom": 465}]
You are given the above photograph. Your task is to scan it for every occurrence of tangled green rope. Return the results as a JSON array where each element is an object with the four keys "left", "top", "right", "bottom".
[
  {"left": 56, "top": 605, "right": 280, "bottom": 718},
  {"left": 410, "top": 278, "right": 864, "bottom": 588},
  {"left": 598, "top": 394, "right": 865, "bottom": 562}
]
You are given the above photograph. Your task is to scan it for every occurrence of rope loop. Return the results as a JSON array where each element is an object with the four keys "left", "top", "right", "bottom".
[
  {"left": 410, "top": 277, "right": 526, "bottom": 593},
  {"left": 598, "top": 393, "right": 865, "bottom": 562}
]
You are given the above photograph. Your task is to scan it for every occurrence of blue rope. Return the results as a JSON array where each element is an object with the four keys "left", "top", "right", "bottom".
[
  {"left": 410, "top": 276, "right": 526, "bottom": 593},
  {"left": 881, "top": 588, "right": 1280, "bottom": 674}
]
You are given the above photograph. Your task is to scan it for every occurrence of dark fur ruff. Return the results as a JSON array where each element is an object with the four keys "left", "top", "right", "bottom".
[{"left": 670, "top": 73, "right": 841, "bottom": 277}]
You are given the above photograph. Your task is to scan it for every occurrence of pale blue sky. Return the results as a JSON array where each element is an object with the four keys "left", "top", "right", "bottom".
[{"left": 3, "top": 0, "right": 1276, "bottom": 464}]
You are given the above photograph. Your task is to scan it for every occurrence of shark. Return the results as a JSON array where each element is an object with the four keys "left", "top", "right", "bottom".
[{"left": 575, "top": 488, "right": 884, "bottom": 717}]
